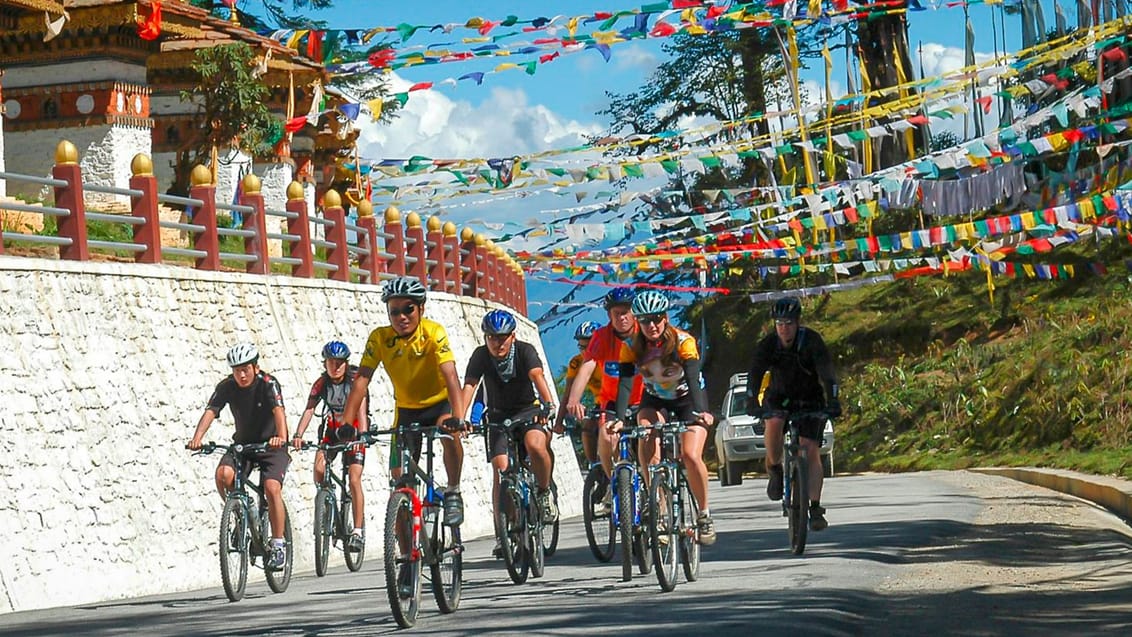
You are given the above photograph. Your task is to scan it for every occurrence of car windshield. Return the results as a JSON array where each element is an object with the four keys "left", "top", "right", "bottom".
[{"left": 728, "top": 391, "right": 747, "bottom": 417}]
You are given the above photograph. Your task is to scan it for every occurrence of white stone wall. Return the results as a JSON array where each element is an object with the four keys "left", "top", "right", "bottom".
[
  {"left": 78, "top": 126, "right": 152, "bottom": 209},
  {"left": 2, "top": 60, "right": 147, "bottom": 89},
  {"left": 0, "top": 258, "right": 578, "bottom": 613},
  {"left": 258, "top": 162, "right": 293, "bottom": 214}
]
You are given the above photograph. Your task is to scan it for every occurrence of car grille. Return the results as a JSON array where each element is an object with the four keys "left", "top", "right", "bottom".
[{"left": 753, "top": 422, "right": 765, "bottom": 436}]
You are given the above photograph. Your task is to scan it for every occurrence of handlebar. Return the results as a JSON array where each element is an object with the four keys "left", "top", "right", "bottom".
[
  {"left": 187, "top": 441, "right": 273, "bottom": 456},
  {"left": 298, "top": 431, "right": 381, "bottom": 453},
  {"left": 368, "top": 421, "right": 455, "bottom": 441}
]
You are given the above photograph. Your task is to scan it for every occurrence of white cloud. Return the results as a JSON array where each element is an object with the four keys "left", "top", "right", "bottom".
[
  {"left": 917, "top": 42, "right": 996, "bottom": 81},
  {"left": 614, "top": 43, "right": 660, "bottom": 72}
]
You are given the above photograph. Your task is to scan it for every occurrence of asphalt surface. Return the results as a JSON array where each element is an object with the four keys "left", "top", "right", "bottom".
[{"left": 2, "top": 471, "right": 1131, "bottom": 636}]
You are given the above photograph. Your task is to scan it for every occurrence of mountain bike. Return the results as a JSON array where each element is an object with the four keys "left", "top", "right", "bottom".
[
  {"left": 301, "top": 432, "right": 377, "bottom": 577},
  {"left": 190, "top": 441, "right": 293, "bottom": 602},
  {"left": 768, "top": 409, "right": 830, "bottom": 556},
  {"left": 641, "top": 420, "right": 702, "bottom": 592},
  {"left": 610, "top": 415, "right": 653, "bottom": 582},
  {"left": 374, "top": 422, "right": 463, "bottom": 628},
  {"left": 479, "top": 409, "right": 551, "bottom": 584},
  {"left": 578, "top": 407, "right": 615, "bottom": 563}
]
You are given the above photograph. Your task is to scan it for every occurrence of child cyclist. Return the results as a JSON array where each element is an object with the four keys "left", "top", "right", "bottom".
[
  {"left": 563, "top": 320, "right": 604, "bottom": 467},
  {"left": 291, "top": 340, "right": 369, "bottom": 551},
  {"left": 619, "top": 291, "right": 716, "bottom": 545}
]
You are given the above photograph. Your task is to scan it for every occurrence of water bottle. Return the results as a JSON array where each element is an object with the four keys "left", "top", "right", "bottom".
[{"left": 470, "top": 401, "right": 485, "bottom": 426}]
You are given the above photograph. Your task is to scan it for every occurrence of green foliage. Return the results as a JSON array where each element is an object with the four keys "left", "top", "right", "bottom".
[{"left": 181, "top": 43, "right": 275, "bottom": 157}]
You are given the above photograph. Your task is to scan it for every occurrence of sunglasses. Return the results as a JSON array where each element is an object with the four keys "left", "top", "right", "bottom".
[
  {"left": 775, "top": 319, "right": 796, "bottom": 326},
  {"left": 388, "top": 304, "right": 418, "bottom": 317},
  {"left": 638, "top": 315, "right": 666, "bottom": 326}
]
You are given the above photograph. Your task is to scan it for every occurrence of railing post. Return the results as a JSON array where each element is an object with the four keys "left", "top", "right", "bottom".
[
  {"left": 461, "top": 228, "right": 479, "bottom": 298},
  {"left": 322, "top": 189, "right": 350, "bottom": 282},
  {"left": 426, "top": 215, "right": 446, "bottom": 293},
  {"left": 483, "top": 239, "right": 499, "bottom": 301},
  {"left": 52, "top": 140, "right": 89, "bottom": 261},
  {"left": 443, "top": 222, "right": 459, "bottom": 295},
  {"left": 188, "top": 165, "right": 219, "bottom": 271},
  {"left": 405, "top": 212, "right": 427, "bottom": 286},
  {"left": 503, "top": 255, "right": 517, "bottom": 309},
  {"left": 356, "top": 199, "right": 381, "bottom": 285},
  {"left": 518, "top": 263, "right": 528, "bottom": 316},
  {"left": 384, "top": 206, "right": 406, "bottom": 276},
  {"left": 285, "top": 181, "right": 313, "bottom": 278},
  {"left": 129, "top": 153, "right": 161, "bottom": 265},
  {"left": 238, "top": 173, "right": 268, "bottom": 275}
]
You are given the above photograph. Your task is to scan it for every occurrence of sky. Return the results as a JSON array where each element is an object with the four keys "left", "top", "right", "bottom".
[{"left": 276, "top": 0, "right": 1089, "bottom": 374}]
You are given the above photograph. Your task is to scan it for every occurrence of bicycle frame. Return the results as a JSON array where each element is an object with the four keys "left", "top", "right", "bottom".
[{"left": 480, "top": 413, "right": 547, "bottom": 584}]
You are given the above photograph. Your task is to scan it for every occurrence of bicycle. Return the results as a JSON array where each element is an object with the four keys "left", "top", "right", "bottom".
[
  {"left": 577, "top": 408, "right": 615, "bottom": 563},
  {"left": 609, "top": 414, "right": 653, "bottom": 582},
  {"left": 301, "top": 431, "right": 376, "bottom": 577},
  {"left": 189, "top": 441, "right": 293, "bottom": 602},
  {"left": 374, "top": 422, "right": 463, "bottom": 629},
  {"left": 641, "top": 420, "right": 702, "bottom": 592},
  {"left": 767, "top": 409, "right": 830, "bottom": 556},
  {"left": 479, "top": 409, "right": 551, "bottom": 584}
]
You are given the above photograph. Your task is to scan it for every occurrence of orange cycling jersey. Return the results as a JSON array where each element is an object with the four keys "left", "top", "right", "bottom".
[
  {"left": 566, "top": 353, "right": 604, "bottom": 398},
  {"left": 583, "top": 323, "right": 644, "bottom": 406}
]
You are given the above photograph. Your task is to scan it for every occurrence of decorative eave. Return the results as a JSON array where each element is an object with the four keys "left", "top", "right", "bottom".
[
  {"left": 5, "top": 113, "right": 153, "bottom": 132},
  {"left": 0, "top": 0, "right": 66, "bottom": 13},
  {"left": 5, "top": 2, "right": 202, "bottom": 39}
]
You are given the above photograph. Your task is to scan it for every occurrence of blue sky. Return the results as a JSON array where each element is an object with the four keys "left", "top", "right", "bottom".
[{"left": 281, "top": 0, "right": 1085, "bottom": 374}]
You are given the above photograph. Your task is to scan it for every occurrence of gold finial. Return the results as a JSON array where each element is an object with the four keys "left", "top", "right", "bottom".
[
  {"left": 443, "top": 222, "right": 458, "bottom": 237},
  {"left": 130, "top": 153, "right": 153, "bottom": 177},
  {"left": 241, "top": 173, "right": 262, "bottom": 194},
  {"left": 484, "top": 239, "right": 496, "bottom": 254},
  {"left": 406, "top": 212, "right": 422, "bottom": 228},
  {"left": 427, "top": 215, "right": 442, "bottom": 232},
  {"left": 229, "top": 7, "right": 239, "bottom": 25},
  {"left": 55, "top": 140, "right": 78, "bottom": 165},
  {"left": 358, "top": 199, "right": 373, "bottom": 218},
  {"left": 324, "top": 189, "right": 342, "bottom": 208},
  {"left": 385, "top": 205, "right": 401, "bottom": 223},
  {"left": 190, "top": 164, "right": 212, "bottom": 186},
  {"left": 474, "top": 233, "right": 486, "bottom": 247},
  {"left": 460, "top": 227, "right": 475, "bottom": 242},
  {"left": 287, "top": 181, "right": 305, "bottom": 201},
  {"left": 493, "top": 245, "right": 505, "bottom": 258}
]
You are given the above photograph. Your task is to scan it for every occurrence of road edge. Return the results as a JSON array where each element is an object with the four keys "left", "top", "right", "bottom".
[{"left": 971, "top": 467, "right": 1132, "bottom": 523}]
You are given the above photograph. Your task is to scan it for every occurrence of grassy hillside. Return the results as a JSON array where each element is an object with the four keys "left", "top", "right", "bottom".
[{"left": 697, "top": 261, "right": 1132, "bottom": 479}]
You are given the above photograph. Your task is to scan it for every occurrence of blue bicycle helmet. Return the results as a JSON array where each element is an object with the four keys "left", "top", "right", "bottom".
[
  {"left": 574, "top": 320, "right": 600, "bottom": 339},
  {"left": 321, "top": 340, "right": 351, "bottom": 360},
  {"left": 482, "top": 309, "right": 518, "bottom": 336},
  {"left": 603, "top": 287, "right": 635, "bottom": 309},
  {"left": 631, "top": 290, "right": 670, "bottom": 317}
]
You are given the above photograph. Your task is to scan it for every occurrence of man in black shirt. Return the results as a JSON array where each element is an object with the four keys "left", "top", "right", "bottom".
[
  {"left": 189, "top": 342, "right": 290, "bottom": 569},
  {"left": 746, "top": 298, "right": 841, "bottom": 531},
  {"left": 462, "top": 309, "right": 559, "bottom": 530}
]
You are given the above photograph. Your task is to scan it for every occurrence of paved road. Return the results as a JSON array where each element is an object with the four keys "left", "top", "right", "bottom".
[{"left": 2, "top": 471, "right": 1131, "bottom": 636}]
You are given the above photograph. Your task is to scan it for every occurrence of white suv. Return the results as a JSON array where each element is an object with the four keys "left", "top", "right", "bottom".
[{"left": 714, "top": 373, "right": 835, "bottom": 485}]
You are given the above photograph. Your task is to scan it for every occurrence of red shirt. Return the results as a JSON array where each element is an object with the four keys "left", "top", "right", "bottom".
[{"left": 583, "top": 324, "right": 644, "bottom": 406}]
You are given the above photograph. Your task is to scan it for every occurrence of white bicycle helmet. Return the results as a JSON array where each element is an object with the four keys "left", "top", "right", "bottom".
[
  {"left": 631, "top": 290, "right": 670, "bottom": 316},
  {"left": 226, "top": 342, "right": 259, "bottom": 367},
  {"left": 381, "top": 276, "right": 427, "bottom": 303}
]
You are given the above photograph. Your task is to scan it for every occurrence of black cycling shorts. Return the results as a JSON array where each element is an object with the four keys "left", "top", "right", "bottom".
[
  {"left": 220, "top": 446, "right": 290, "bottom": 485},
  {"left": 391, "top": 400, "right": 451, "bottom": 471},
  {"left": 639, "top": 391, "right": 702, "bottom": 428},
  {"left": 763, "top": 393, "right": 826, "bottom": 441}
]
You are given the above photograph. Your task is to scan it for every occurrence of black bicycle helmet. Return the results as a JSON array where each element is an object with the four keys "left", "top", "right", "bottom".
[{"left": 769, "top": 297, "right": 802, "bottom": 321}]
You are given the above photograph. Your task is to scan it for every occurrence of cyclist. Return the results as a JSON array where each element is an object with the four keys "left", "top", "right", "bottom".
[
  {"left": 621, "top": 291, "right": 716, "bottom": 546},
  {"left": 563, "top": 320, "right": 603, "bottom": 468},
  {"left": 188, "top": 342, "right": 290, "bottom": 570},
  {"left": 462, "top": 309, "right": 559, "bottom": 551},
  {"left": 745, "top": 297, "right": 841, "bottom": 531},
  {"left": 340, "top": 276, "right": 468, "bottom": 526},
  {"left": 558, "top": 287, "right": 644, "bottom": 512},
  {"left": 291, "top": 340, "right": 369, "bottom": 551}
]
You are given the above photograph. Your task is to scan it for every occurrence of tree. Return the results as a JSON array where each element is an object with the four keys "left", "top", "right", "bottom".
[{"left": 855, "top": 10, "right": 929, "bottom": 168}]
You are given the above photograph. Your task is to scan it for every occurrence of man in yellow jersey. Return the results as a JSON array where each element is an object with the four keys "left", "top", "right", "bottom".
[
  {"left": 340, "top": 276, "right": 467, "bottom": 526},
  {"left": 564, "top": 320, "right": 604, "bottom": 467}
]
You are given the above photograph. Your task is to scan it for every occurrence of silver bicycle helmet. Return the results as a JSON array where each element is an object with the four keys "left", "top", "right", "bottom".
[
  {"left": 226, "top": 342, "right": 259, "bottom": 367},
  {"left": 631, "top": 290, "right": 670, "bottom": 316},
  {"left": 381, "top": 276, "right": 427, "bottom": 303}
]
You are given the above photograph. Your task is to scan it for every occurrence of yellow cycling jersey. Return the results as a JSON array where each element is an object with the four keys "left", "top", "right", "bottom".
[
  {"left": 359, "top": 318, "right": 456, "bottom": 409},
  {"left": 566, "top": 353, "right": 604, "bottom": 397}
]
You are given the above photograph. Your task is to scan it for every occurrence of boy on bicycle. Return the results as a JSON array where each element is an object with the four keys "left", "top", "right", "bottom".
[
  {"left": 564, "top": 320, "right": 604, "bottom": 468},
  {"left": 745, "top": 297, "right": 841, "bottom": 531},
  {"left": 340, "top": 276, "right": 468, "bottom": 526},
  {"left": 188, "top": 342, "right": 290, "bottom": 570},
  {"left": 291, "top": 340, "right": 369, "bottom": 551},
  {"left": 462, "top": 310, "right": 559, "bottom": 546}
]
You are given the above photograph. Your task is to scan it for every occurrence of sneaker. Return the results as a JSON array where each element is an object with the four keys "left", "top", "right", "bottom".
[
  {"left": 696, "top": 513, "right": 717, "bottom": 546},
  {"left": 347, "top": 531, "right": 365, "bottom": 552},
  {"left": 492, "top": 538, "right": 504, "bottom": 559},
  {"left": 539, "top": 488, "right": 559, "bottom": 524},
  {"left": 267, "top": 542, "right": 286, "bottom": 570},
  {"left": 655, "top": 517, "right": 669, "bottom": 545},
  {"left": 809, "top": 505, "right": 828, "bottom": 531},
  {"left": 444, "top": 491, "right": 464, "bottom": 527},
  {"left": 766, "top": 465, "right": 784, "bottom": 501}
]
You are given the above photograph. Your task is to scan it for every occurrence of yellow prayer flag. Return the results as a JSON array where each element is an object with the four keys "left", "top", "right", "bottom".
[
  {"left": 1020, "top": 214, "right": 1035, "bottom": 230},
  {"left": 1048, "top": 133, "right": 1068, "bottom": 152},
  {"left": 809, "top": 0, "right": 822, "bottom": 20},
  {"left": 495, "top": 63, "right": 519, "bottom": 72},
  {"left": 1022, "top": 263, "right": 1036, "bottom": 278},
  {"left": 366, "top": 97, "right": 384, "bottom": 121}
]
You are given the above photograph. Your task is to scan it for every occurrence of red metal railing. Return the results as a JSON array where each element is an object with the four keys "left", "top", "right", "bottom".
[{"left": 0, "top": 141, "right": 528, "bottom": 314}]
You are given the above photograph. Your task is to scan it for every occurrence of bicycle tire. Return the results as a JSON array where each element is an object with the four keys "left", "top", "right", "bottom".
[
  {"left": 219, "top": 496, "right": 249, "bottom": 602},
  {"left": 542, "top": 480, "right": 560, "bottom": 557},
  {"left": 649, "top": 467, "right": 679, "bottom": 592},
  {"left": 342, "top": 495, "right": 364, "bottom": 572},
  {"left": 429, "top": 510, "right": 462, "bottom": 613},
  {"left": 384, "top": 491, "right": 422, "bottom": 628},
  {"left": 789, "top": 456, "right": 810, "bottom": 555},
  {"left": 616, "top": 466, "right": 634, "bottom": 582},
  {"left": 264, "top": 503, "right": 293, "bottom": 593},
  {"left": 582, "top": 466, "right": 615, "bottom": 563},
  {"left": 498, "top": 480, "right": 529, "bottom": 584},
  {"left": 313, "top": 490, "right": 333, "bottom": 577},
  {"left": 635, "top": 476, "right": 653, "bottom": 576},
  {"left": 679, "top": 476, "right": 701, "bottom": 582},
  {"left": 529, "top": 490, "right": 546, "bottom": 579}
]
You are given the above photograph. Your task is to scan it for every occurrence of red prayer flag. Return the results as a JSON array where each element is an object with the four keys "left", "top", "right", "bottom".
[
  {"left": 284, "top": 116, "right": 308, "bottom": 133},
  {"left": 408, "top": 82, "right": 433, "bottom": 92},
  {"left": 137, "top": 1, "right": 162, "bottom": 41},
  {"left": 650, "top": 22, "right": 677, "bottom": 37},
  {"left": 539, "top": 51, "right": 560, "bottom": 64}
]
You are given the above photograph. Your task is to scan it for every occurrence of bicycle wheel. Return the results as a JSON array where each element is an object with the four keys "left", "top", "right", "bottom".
[
  {"left": 649, "top": 467, "right": 679, "bottom": 592},
  {"left": 616, "top": 466, "right": 634, "bottom": 582},
  {"left": 542, "top": 480, "right": 560, "bottom": 557},
  {"left": 219, "top": 497, "right": 249, "bottom": 602},
  {"left": 313, "top": 490, "right": 333, "bottom": 577},
  {"left": 529, "top": 488, "right": 546, "bottom": 579},
  {"left": 679, "top": 477, "right": 701, "bottom": 582},
  {"left": 342, "top": 496, "right": 365, "bottom": 572},
  {"left": 582, "top": 467, "right": 614, "bottom": 563},
  {"left": 429, "top": 507, "right": 462, "bottom": 614},
  {"left": 634, "top": 476, "right": 653, "bottom": 576},
  {"left": 264, "top": 503, "right": 293, "bottom": 593},
  {"left": 789, "top": 456, "right": 810, "bottom": 555},
  {"left": 384, "top": 491, "right": 422, "bottom": 628},
  {"left": 498, "top": 480, "right": 529, "bottom": 584}
]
